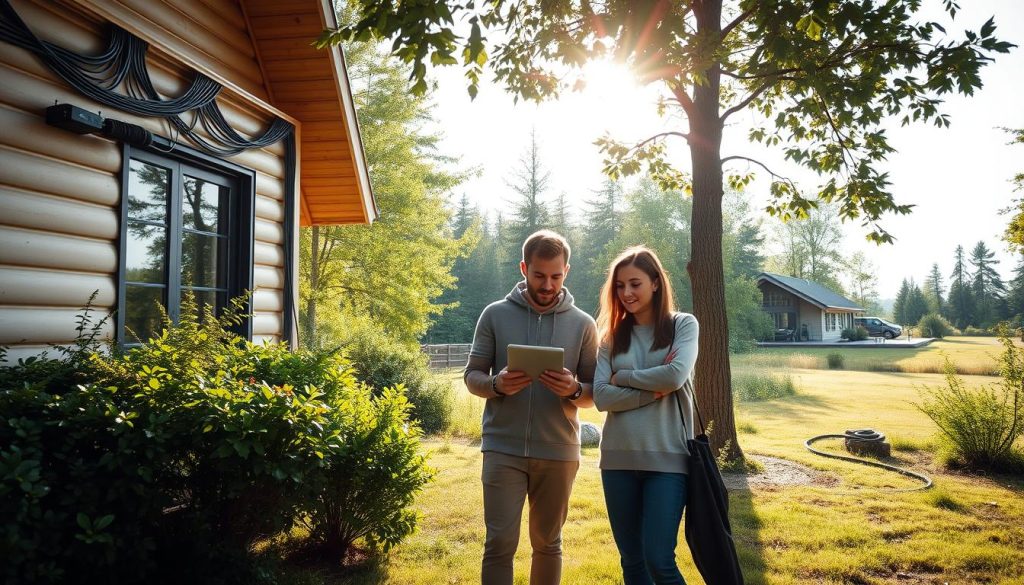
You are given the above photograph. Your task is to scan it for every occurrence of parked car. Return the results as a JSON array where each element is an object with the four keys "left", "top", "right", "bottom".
[{"left": 854, "top": 317, "right": 902, "bottom": 339}]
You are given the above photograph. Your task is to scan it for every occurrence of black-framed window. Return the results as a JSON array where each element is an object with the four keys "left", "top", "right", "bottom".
[{"left": 118, "top": 146, "right": 254, "bottom": 346}]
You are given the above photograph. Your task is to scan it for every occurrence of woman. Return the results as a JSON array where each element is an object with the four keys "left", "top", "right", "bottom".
[{"left": 592, "top": 246, "right": 699, "bottom": 585}]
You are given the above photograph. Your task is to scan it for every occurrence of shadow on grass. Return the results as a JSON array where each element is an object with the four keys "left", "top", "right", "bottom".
[{"left": 729, "top": 481, "right": 767, "bottom": 584}]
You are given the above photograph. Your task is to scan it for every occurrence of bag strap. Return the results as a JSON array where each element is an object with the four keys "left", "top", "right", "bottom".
[{"left": 669, "top": 314, "right": 706, "bottom": 436}]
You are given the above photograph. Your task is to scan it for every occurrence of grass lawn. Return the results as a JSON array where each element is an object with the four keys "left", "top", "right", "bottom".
[
  {"left": 278, "top": 361, "right": 1024, "bottom": 584},
  {"left": 733, "top": 336, "right": 1012, "bottom": 376}
]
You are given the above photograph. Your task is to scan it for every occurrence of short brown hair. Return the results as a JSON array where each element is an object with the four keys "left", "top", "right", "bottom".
[{"left": 522, "top": 230, "right": 571, "bottom": 265}]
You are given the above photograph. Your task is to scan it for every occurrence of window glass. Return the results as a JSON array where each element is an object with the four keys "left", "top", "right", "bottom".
[
  {"left": 128, "top": 160, "right": 170, "bottom": 222},
  {"left": 121, "top": 152, "right": 242, "bottom": 346},
  {"left": 181, "top": 232, "right": 224, "bottom": 288},
  {"left": 124, "top": 285, "right": 164, "bottom": 342},
  {"left": 183, "top": 175, "right": 227, "bottom": 233},
  {"left": 125, "top": 223, "right": 166, "bottom": 283}
]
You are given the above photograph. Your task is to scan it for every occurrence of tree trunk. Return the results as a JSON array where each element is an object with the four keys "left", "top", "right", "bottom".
[
  {"left": 306, "top": 225, "right": 319, "bottom": 347},
  {"left": 687, "top": 0, "right": 742, "bottom": 461}
]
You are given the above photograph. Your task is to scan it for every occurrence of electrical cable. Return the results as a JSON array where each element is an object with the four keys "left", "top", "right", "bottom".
[{"left": 0, "top": 0, "right": 292, "bottom": 155}]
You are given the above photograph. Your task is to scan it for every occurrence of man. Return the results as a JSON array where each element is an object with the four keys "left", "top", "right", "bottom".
[{"left": 464, "top": 230, "right": 598, "bottom": 585}]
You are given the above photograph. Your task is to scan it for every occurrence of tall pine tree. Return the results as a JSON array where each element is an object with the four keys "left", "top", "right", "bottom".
[
  {"left": 905, "top": 282, "right": 930, "bottom": 326},
  {"left": 947, "top": 245, "right": 976, "bottom": 328},
  {"left": 503, "top": 129, "right": 551, "bottom": 290},
  {"left": 575, "top": 178, "right": 623, "bottom": 315},
  {"left": 923, "top": 263, "right": 945, "bottom": 314},
  {"left": 1007, "top": 256, "right": 1024, "bottom": 324},
  {"left": 969, "top": 241, "right": 1007, "bottom": 327},
  {"left": 893, "top": 279, "right": 911, "bottom": 324}
]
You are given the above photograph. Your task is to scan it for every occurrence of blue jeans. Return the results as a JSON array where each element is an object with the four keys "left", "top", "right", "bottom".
[{"left": 601, "top": 469, "right": 688, "bottom": 585}]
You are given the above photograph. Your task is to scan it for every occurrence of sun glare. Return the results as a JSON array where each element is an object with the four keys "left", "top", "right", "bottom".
[{"left": 564, "top": 58, "right": 661, "bottom": 137}]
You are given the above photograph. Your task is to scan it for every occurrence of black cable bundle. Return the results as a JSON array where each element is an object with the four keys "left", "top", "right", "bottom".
[
  {"left": 0, "top": 0, "right": 293, "bottom": 156},
  {"left": 102, "top": 118, "right": 153, "bottom": 148}
]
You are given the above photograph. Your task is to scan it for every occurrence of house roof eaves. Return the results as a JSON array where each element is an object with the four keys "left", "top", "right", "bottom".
[{"left": 757, "top": 273, "right": 865, "bottom": 312}]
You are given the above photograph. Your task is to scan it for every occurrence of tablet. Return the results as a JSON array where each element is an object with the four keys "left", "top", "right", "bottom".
[{"left": 507, "top": 344, "right": 564, "bottom": 380}]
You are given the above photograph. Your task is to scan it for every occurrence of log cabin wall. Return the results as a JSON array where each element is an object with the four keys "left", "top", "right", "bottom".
[{"left": 0, "top": 0, "right": 290, "bottom": 362}]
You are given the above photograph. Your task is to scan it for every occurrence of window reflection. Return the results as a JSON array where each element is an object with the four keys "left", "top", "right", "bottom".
[
  {"left": 125, "top": 285, "right": 164, "bottom": 342},
  {"left": 126, "top": 222, "right": 166, "bottom": 284},
  {"left": 181, "top": 232, "right": 223, "bottom": 288},
  {"left": 183, "top": 176, "right": 226, "bottom": 233},
  {"left": 128, "top": 160, "right": 169, "bottom": 222}
]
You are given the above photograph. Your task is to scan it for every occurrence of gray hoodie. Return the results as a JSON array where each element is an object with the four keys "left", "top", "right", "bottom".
[{"left": 464, "top": 282, "right": 598, "bottom": 461}]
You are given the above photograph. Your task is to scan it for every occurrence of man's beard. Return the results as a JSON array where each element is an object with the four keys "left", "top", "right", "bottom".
[{"left": 527, "top": 283, "right": 559, "bottom": 308}]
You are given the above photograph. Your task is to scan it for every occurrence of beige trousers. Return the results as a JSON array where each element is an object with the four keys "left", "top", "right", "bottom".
[{"left": 480, "top": 451, "right": 580, "bottom": 585}]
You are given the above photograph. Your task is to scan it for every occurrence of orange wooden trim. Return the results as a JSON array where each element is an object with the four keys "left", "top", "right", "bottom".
[
  {"left": 238, "top": 0, "right": 276, "bottom": 106},
  {"left": 315, "top": 0, "right": 375, "bottom": 224}
]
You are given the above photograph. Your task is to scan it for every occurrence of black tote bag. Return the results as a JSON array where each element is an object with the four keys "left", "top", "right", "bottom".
[
  {"left": 678, "top": 389, "right": 744, "bottom": 585},
  {"left": 670, "top": 315, "right": 744, "bottom": 584}
]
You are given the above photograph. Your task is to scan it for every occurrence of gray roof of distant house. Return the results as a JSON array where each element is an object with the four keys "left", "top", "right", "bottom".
[{"left": 757, "top": 272, "right": 865, "bottom": 311}]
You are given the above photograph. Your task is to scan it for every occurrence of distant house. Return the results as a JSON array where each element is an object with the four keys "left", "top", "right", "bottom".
[
  {"left": 756, "top": 273, "right": 865, "bottom": 342},
  {"left": 0, "top": 0, "right": 377, "bottom": 362}
]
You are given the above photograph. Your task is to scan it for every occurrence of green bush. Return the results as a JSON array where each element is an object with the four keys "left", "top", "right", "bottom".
[
  {"left": 826, "top": 352, "right": 845, "bottom": 369},
  {"left": 732, "top": 372, "right": 796, "bottom": 401},
  {"left": 917, "top": 313, "right": 955, "bottom": 339},
  {"left": 339, "top": 324, "right": 453, "bottom": 434},
  {"left": 298, "top": 386, "right": 433, "bottom": 556},
  {"left": 916, "top": 332, "right": 1024, "bottom": 471},
  {"left": 0, "top": 297, "right": 433, "bottom": 583},
  {"left": 840, "top": 326, "right": 869, "bottom": 341},
  {"left": 962, "top": 325, "right": 995, "bottom": 336}
]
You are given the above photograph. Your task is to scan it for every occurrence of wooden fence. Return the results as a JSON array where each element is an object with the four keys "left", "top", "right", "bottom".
[{"left": 421, "top": 343, "right": 471, "bottom": 370}]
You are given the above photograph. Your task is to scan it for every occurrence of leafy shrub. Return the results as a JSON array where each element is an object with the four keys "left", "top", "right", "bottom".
[
  {"left": 917, "top": 313, "right": 955, "bottom": 339},
  {"left": 826, "top": 352, "right": 845, "bottom": 369},
  {"left": 339, "top": 324, "right": 453, "bottom": 434},
  {"left": 841, "top": 326, "right": 869, "bottom": 341},
  {"left": 916, "top": 332, "right": 1024, "bottom": 471},
  {"left": 299, "top": 387, "right": 433, "bottom": 556},
  {"left": 962, "top": 326, "right": 995, "bottom": 336},
  {"left": 732, "top": 373, "right": 796, "bottom": 401},
  {"left": 0, "top": 297, "right": 433, "bottom": 583}
]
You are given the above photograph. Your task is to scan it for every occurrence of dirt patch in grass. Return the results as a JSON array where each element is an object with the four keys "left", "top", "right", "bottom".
[{"left": 723, "top": 455, "right": 837, "bottom": 490}]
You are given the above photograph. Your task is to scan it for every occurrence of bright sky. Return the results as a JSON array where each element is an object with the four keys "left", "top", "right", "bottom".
[{"left": 424, "top": 1, "right": 1024, "bottom": 300}]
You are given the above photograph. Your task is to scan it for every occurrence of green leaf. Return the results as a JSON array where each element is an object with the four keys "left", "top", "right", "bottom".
[
  {"left": 148, "top": 378, "right": 160, "bottom": 390},
  {"left": 95, "top": 515, "right": 114, "bottom": 530},
  {"left": 77, "top": 513, "right": 91, "bottom": 531}
]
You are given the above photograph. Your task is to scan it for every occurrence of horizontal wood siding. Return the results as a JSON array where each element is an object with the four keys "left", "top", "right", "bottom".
[{"left": 0, "top": 0, "right": 288, "bottom": 358}]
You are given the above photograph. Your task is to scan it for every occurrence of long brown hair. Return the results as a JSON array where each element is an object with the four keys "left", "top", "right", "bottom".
[{"left": 596, "top": 246, "right": 676, "bottom": 356}]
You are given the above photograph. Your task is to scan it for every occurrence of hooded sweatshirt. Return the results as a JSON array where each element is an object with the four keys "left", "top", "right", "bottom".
[{"left": 464, "top": 282, "right": 598, "bottom": 461}]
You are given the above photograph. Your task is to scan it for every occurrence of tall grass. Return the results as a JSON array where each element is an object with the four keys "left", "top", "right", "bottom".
[
  {"left": 732, "top": 372, "right": 796, "bottom": 401},
  {"left": 443, "top": 373, "right": 484, "bottom": 440}
]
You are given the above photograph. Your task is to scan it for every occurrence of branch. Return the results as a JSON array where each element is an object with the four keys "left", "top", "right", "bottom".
[
  {"left": 720, "top": 6, "right": 754, "bottom": 41},
  {"left": 721, "top": 79, "right": 775, "bottom": 121},
  {"left": 721, "top": 155, "right": 800, "bottom": 195},
  {"left": 815, "top": 94, "right": 854, "bottom": 172},
  {"left": 721, "top": 67, "right": 800, "bottom": 80},
  {"left": 629, "top": 131, "right": 690, "bottom": 154},
  {"left": 670, "top": 84, "right": 696, "bottom": 119}
]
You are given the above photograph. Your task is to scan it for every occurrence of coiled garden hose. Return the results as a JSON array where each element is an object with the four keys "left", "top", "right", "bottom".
[{"left": 805, "top": 429, "right": 933, "bottom": 492}]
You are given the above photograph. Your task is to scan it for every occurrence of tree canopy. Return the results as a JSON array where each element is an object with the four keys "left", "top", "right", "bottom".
[{"left": 320, "top": 0, "right": 1012, "bottom": 457}]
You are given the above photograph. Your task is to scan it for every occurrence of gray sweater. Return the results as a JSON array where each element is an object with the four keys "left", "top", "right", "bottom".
[
  {"left": 464, "top": 283, "right": 598, "bottom": 461},
  {"left": 593, "top": 313, "right": 699, "bottom": 473}
]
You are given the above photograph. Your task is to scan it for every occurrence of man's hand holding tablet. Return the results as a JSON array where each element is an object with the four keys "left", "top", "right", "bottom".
[
  {"left": 505, "top": 344, "right": 578, "bottom": 398},
  {"left": 493, "top": 366, "right": 531, "bottom": 397}
]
